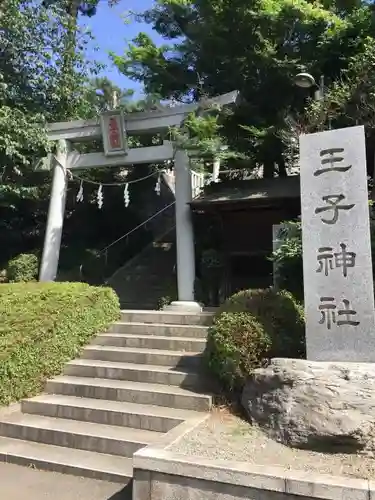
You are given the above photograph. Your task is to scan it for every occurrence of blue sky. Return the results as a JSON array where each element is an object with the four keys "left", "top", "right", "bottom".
[{"left": 80, "top": 0, "right": 164, "bottom": 96}]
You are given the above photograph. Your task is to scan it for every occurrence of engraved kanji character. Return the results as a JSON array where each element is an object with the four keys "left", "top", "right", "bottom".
[
  {"left": 315, "top": 194, "right": 355, "bottom": 224},
  {"left": 316, "top": 243, "right": 356, "bottom": 277},
  {"left": 314, "top": 148, "right": 352, "bottom": 176},
  {"left": 318, "top": 297, "right": 360, "bottom": 329}
]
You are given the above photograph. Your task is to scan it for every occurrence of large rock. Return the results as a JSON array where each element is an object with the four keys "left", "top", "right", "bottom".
[{"left": 241, "top": 358, "right": 375, "bottom": 454}]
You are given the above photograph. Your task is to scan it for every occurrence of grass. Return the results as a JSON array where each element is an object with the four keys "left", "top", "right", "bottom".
[{"left": 0, "top": 282, "right": 120, "bottom": 405}]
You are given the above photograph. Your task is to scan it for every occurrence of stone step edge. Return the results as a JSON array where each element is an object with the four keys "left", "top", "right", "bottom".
[
  {"left": 83, "top": 345, "right": 204, "bottom": 357},
  {"left": 95, "top": 333, "right": 207, "bottom": 342},
  {"left": 0, "top": 413, "right": 161, "bottom": 444},
  {"left": 46, "top": 376, "right": 212, "bottom": 398},
  {"left": 120, "top": 310, "right": 214, "bottom": 315},
  {"left": 112, "top": 321, "right": 209, "bottom": 329},
  {"left": 66, "top": 359, "right": 203, "bottom": 375},
  {"left": 0, "top": 436, "right": 132, "bottom": 483},
  {"left": 21, "top": 394, "right": 205, "bottom": 420}
]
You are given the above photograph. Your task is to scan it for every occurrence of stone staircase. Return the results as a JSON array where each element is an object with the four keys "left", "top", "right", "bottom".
[
  {"left": 107, "top": 235, "right": 177, "bottom": 310},
  {"left": 0, "top": 310, "right": 213, "bottom": 483}
]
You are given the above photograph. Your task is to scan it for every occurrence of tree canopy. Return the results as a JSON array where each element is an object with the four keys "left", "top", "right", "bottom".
[
  {"left": 0, "top": 0, "right": 108, "bottom": 265},
  {"left": 113, "top": 0, "right": 375, "bottom": 175}
]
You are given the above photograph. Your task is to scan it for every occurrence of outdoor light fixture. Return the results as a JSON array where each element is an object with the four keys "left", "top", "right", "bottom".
[
  {"left": 294, "top": 72, "right": 316, "bottom": 89},
  {"left": 294, "top": 72, "right": 324, "bottom": 101}
]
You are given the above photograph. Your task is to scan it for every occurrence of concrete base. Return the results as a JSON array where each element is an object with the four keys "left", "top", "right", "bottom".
[
  {"left": 133, "top": 412, "right": 371, "bottom": 500},
  {"left": 165, "top": 301, "right": 202, "bottom": 313},
  {"left": 134, "top": 448, "right": 370, "bottom": 500}
]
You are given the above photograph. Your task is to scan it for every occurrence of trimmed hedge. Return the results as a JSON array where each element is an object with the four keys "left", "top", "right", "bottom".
[
  {"left": 0, "top": 282, "right": 120, "bottom": 405},
  {"left": 207, "top": 288, "right": 305, "bottom": 392},
  {"left": 219, "top": 288, "right": 305, "bottom": 359},
  {"left": 207, "top": 312, "right": 270, "bottom": 391}
]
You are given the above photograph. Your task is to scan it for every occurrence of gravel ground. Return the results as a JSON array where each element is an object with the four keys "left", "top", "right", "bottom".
[{"left": 170, "top": 410, "right": 375, "bottom": 479}]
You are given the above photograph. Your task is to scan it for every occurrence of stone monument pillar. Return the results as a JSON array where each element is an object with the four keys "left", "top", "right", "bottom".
[{"left": 299, "top": 125, "right": 375, "bottom": 361}]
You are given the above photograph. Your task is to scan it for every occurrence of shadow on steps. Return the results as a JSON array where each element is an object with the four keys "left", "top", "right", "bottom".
[
  {"left": 172, "top": 351, "right": 220, "bottom": 395},
  {"left": 107, "top": 479, "right": 133, "bottom": 500}
]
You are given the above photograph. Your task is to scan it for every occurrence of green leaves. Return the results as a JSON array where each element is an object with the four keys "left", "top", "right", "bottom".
[
  {"left": 0, "top": 282, "right": 119, "bottom": 405},
  {"left": 301, "top": 36, "right": 375, "bottom": 133},
  {"left": 0, "top": 0, "right": 105, "bottom": 265},
  {"left": 111, "top": 0, "right": 375, "bottom": 174},
  {"left": 207, "top": 311, "right": 270, "bottom": 392}
]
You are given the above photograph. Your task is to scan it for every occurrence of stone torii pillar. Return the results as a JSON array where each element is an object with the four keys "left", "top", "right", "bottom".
[
  {"left": 168, "top": 149, "right": 201, "bottom": 312},
  {"left": 39, "top": 139, "right": 71, "bottom": 282}
]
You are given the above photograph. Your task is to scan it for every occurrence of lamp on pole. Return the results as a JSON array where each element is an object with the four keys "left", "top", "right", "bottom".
[
  {"left": 294, "top": 72, "right": 324, "bottom": 101},
  {"left": 294, "top": 72, "right": 331, "bottom": 129}
]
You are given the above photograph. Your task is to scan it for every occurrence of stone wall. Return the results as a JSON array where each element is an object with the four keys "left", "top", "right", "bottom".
[
  {"left": 133, "top": 469, "right": 314, "bottom": 500},
  {"left": 133, "top": 416, "right": 370, "bottom": 500}
]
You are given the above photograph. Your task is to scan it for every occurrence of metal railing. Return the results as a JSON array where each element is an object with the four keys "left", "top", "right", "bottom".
[
  {"left": 77, "top": 170, "right": 206, "bottom": 285},
  {"left": 79, "top": 201, "right": 176, "bottom": 284}
]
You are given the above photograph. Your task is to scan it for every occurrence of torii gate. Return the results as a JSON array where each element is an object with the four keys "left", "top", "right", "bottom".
[{"left": 40, "top": 91, "right": 238, "bottom": 312}]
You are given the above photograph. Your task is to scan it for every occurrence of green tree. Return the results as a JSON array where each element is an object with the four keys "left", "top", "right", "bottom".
[
  {"left": 113, "top": 0, "right": 375, "bottom": 175},
  {"left": 83, "top": 76, "right": 135, "bottom": 116},
  {"left": 0, "top": 0, "right": 98, "bottom": 265}
]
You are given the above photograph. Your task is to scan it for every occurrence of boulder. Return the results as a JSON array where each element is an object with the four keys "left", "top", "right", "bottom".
[{"left": 241, "top": 358, "right": 375, "bottom": 454}]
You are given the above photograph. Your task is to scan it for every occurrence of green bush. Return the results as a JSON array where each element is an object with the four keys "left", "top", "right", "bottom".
[
  {"left": 7, "top": 253, "right": 39, "bottom": 282},
  {"left": 157, "top": 295, "right": 173, "bottom": 310},
  {"left": 221, "top": 288, "right": 305, "bottom": 359},
  {"left": 207, "top": 312, "right": 270, "bottom": 391},
  {"left": 0, "top": 282, "right": 120, "bottom": 405}
]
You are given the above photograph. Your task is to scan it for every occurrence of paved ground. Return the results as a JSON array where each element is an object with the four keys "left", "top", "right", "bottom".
[{"left": 0, "top": 463, "right": 132, "bottom": 500}]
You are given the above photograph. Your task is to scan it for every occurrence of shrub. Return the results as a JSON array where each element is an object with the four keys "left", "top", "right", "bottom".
[
  {"left": 0, "top": 269, "right": 8, "bottom": 283},
  {"left": 157, "top": 295, "right": 173, "bottom": 310},
  {"left": 7, "top": 253, "right": 39, "bottom": 282},
  {"left": 0, "top": 282, "right": 120, "bottom": 405},
  {"left": 220, "top": 288, "right": 305, "bottom": 359},
  {"left": 207, "top": 312, "right": 270, "bottom": 391}
]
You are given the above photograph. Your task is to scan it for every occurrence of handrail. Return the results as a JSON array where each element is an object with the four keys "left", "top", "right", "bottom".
[
  {"left": 99, "top": 201, "right": 175, "bottom": 255},
  {"left": 106, "top": 222, "right": 177, "bottom": 284},
  {"left": 78, "top": 169, "right": 205, "bottom": 282},
  {"left": 79, "top": 200, "right": 176, "bottom": 279}
]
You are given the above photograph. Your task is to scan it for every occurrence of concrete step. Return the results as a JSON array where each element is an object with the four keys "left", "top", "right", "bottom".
[
  {"left": 119, "top": 303, "right": 156, "bottom": 310},
  {"left": 64, "top": 359, "right": 202, "bottom": 387},
  {"left": 0, "top": 413, "right": 161, "bottom": 458},
  {"left": 21, "top": 395, "right": 203, "bottom": 433},
  {"left": 0, "top": 436, "right": 132, "bottom": 483},
  {"left": 122, "top": 264, "right": 174, "bottom": 273},
  {"left": 109, "top": 321, "right": 208, "bottom": 338},
  {"left": 117, "top": 286, "right": 173, "bottom": 295},
  {"left": 92, "top": 333, "right": 206, "bottom": 352},
  {"left": 120, "top": 310, "right": 214, "bottom": 326},
  {"left": 82, "top": 345, "right": 203, "bottom": 368},
  {"left": 46, "top": 376, "right": 212, "bottom": 411},
  {"left": 117, "top": 275, "right": 173, "bottom": 284}
]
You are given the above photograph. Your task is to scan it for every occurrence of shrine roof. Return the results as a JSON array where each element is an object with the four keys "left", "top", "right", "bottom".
[{"left": 190, "top": 175, "right": 300, "bottom": 209}]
